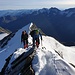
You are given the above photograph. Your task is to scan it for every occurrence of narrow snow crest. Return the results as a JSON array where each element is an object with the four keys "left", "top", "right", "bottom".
[
  {"left": 0, "top": 23, "right": 32, "bottom": 71},
  {"left": 32, "top": 36, "right": 75, "bottom": 75},
  {"left": 0, "top": 23, "right": 75, "bottom": 75}
]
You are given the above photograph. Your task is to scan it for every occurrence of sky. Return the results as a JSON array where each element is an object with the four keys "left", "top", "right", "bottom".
[{"left": 0, "top": 0, "right": 75, "bottom": 10}]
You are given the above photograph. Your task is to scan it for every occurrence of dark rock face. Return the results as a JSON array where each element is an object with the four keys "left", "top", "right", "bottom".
[
  {"left": 1, "top": 48, "right": 35, "bottom": 75},
  {"left": 0, "top": 33, "right": 14, "bottom": 48}
]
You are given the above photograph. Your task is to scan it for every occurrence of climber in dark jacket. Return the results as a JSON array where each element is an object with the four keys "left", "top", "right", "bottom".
[
  {"left": 21, "top": 30, "right": 28, "bottom": 49},
  {"left": 30, "top": 29, "right": 42, "bottom": 48}
]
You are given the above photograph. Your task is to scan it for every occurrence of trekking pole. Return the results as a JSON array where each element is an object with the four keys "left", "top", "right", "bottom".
[
  {"left": 41, "top": 39, "right": 43, "bottom": 46},
  {"left": 41, "top": 40, "right": 44, "bottom": 49}
]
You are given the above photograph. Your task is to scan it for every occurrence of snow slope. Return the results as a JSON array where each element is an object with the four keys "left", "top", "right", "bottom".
[
  {"left": 0, "top": 23, "right": 32, "bottom": 71},
  {"left": 0, "top": 33, "right": 9, "bottom": 40},
  {"left": 32, "top": 36, "right": 75, "bottom": 75},
  {"left": 0, "top": 23, "right": 75, "bottom": 75}
]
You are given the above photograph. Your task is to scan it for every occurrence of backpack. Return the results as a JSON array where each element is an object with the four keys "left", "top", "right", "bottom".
[
  {"left": 30, "top": 30, "right": 39, "bottom": 37},
  {"left": 30, "top": 30, "right": 35, "bottom": 37},
  {"left": 35, "top": 30, "right": 39, "bottom": 35}
]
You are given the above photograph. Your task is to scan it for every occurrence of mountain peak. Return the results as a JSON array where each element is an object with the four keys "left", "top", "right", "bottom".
[{"left": 0, "top": 23, "right": 75, "bottom": 75}]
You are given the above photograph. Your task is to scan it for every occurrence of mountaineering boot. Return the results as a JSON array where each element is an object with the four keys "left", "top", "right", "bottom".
[
  {"left": 26, "top": 44, "right": 28, "bottom": 48},
  {"left": 24, "top": 44, "right": 28, "bottom": 49},
  {"left": 24, "top": 45, "right": 26, "bottom": 49},
  {"left": 36, "top": 42, "right": 39, "bottom": 48}
]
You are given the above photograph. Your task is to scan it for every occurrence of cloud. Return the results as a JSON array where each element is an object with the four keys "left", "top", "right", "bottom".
[
  {"left": 0, "top": 0, "right": 75, "bottom": 10},
  {"left": 40, "top": 0, "right": 75, "bottom": 5}
]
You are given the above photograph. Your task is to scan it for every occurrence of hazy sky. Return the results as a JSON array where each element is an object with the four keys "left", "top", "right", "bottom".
[{"left": 0, "top": 0, "right": 75, "bottom": 10}]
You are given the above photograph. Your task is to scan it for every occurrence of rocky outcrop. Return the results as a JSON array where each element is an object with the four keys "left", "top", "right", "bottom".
[
  {"left": 0, "top": 23, "right": 44, "bottom": 75},
  {"left": 0, "top": 33, "right": 15, "bottom": 48},
  {"left": 1, "top": 48, "right": 35, "bottom": 75},
  {"left": 20, "top": 56, "right": 35, "bottom": 75}
]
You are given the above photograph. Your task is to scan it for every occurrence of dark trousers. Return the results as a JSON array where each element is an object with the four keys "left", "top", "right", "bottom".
[
  {"left": 23, "top": 39, "right": 28, "bottom": 48},
  {"left": 33, "top": 38, "right": 40, "bottom": 47}
]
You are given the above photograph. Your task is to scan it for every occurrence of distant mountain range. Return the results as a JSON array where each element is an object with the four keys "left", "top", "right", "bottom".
[{"left": 0, "top": 7, "right": 75, "bottom": 45}]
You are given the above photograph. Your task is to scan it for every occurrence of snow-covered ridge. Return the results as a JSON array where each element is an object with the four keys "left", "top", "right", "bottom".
[
  {"left": 0, "top": 8, "right": 75, "bottom": 17},
  {"left": 0, "top": 33, "right": 9, "bottom": 40},
  {"left": 0, "top": 8, "right": 60, "bottom": 17},
  {"left": 0, "top": 9, "right": 38, "bottom": 17},
  {"left": 0, "top": 23, "right": 32, "bottom": 71},
  {"left": 0, "top": 27, "right": 10, "bottom": 40},
  {"left": 0, "top": 22, "right": 75, "bottom": 75}
]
